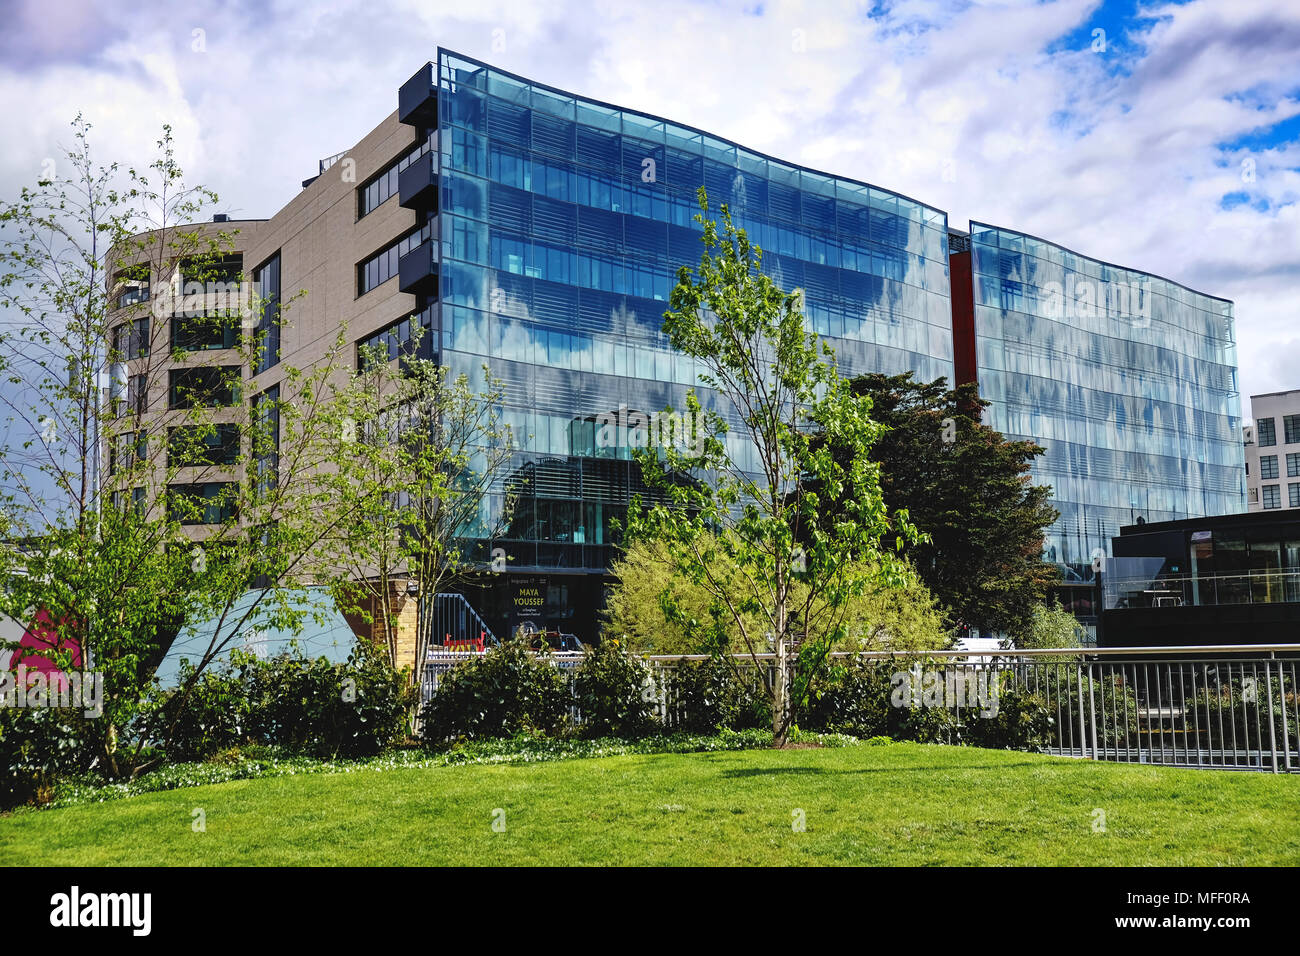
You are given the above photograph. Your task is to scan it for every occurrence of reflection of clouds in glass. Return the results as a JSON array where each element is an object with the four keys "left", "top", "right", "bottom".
[
  {"left": 489, "top": 284, "right": 531, "bottom": 320},
  {"left": 970, "top": 226, "right": 1243, "bottom": 569},
  {"left": 497, "top": 315, "right": 535, "bottom": 363}
]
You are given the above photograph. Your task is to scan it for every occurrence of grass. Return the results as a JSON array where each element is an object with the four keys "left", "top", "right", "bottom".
[
  {"left": 2, "top": 742, "right": 1297, "bottom": 866},
  {"left": 30, "top": 729, "right": 791, "bottom": 810}
]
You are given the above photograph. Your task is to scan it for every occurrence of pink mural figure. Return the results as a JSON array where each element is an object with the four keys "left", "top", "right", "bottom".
[{"left": 5, "top": 609, "right": 82, "bottom": 694}]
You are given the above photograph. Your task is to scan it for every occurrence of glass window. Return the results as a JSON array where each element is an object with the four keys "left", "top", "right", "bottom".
[
  {"left": 1258, "top": 417, "right": 1277, "bottom": 447},
  {"left": 113, "top": 317, "right": 150, "bottom": 359},
  {"left": 1262, "top": 484, "right": 1282, "bottom": 509},
  {"left": 114, "top": 265, "right": 150, "bottom": 310},
  {"left": 356, "top": 309, "right": 434, "bottom": 369},
  {"left": 167, "top": 482, "right": 238, "bottom": 525},
  {"left": 108, "top": 430, "right": 147, "bottom": 477},
  {"left": 1291, "top": 483, "right": 1300, "bottom": 509},
  {"left": 592, "top": 337, "right": 614, "bottom": 375},
  {"left": 125, "top": 374, "right": 148, "bottom": 416},
  {"left": 1261, "top": 455, "right": 1279, "bottom": 479},
  {"left": 168, "top": 424, "right": 240, "bottom": 467},
  {"left": 357, "top": 132, "right": 435, "bottom": 219},
  {"left": 1248, "top": 534, "right": 1283, "bottom": 602},
  {"left": 357, "top": 224, "right": 429, "bottom": 295},
  {"left": 1288, "top": 453, "right": 1300, "bottom": 478},
  {"left": 252, "top": 385, "right": 280, "bottom": 500},
  {"left": 634, "top": 346, "right": 653, "bottom": 379},
  {"left": 1215, "top": 531, "right": 1249, "bottom": 603},
  {"left": 169, "top": 367, "right": 240, "bottom": 409},
  {"left": 253, "top": 252, "right": 281, "bottom": 374},
  {"left": 172, "top": 313, "right": 237, "bottom": 351},
  {"left": 180, "top": 254, "right": 242, "bottom": 285},
  {"left": 1285, "top": 415, "right": 1300, "bottom": 445}
]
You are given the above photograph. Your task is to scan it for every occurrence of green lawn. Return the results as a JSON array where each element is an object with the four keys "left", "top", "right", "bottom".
[{"left": 2, "top": 742, "right": 1296, "bottom": 865}]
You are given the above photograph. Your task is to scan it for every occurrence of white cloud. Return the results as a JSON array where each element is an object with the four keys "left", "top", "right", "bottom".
[{"left": 1, "top": 0, "right": 1296, "bottom": 418}]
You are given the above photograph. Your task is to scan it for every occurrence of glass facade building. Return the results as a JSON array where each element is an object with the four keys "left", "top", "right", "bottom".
[
  {"left": 966, "top": 222, "right": 1246, "bottom": 579},
  {"left": 110, "top": 51, "right": 1250, "bottom": 653},
  {"left": 421, "top": 50, "right": 953, "bottom": 639}
]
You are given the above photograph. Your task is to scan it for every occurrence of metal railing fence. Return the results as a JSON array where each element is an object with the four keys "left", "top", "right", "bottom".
[
  {"left": 419, "top": 644, "right": 1300, "bottom": 772},
  {"left": 1105, "top": 569, "right": 1300, "bottom": 608}
]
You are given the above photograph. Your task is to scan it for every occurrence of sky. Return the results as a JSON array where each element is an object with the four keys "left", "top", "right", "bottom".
[{"left": 0, "top": 0, "right": 1297, "bottom": 422}]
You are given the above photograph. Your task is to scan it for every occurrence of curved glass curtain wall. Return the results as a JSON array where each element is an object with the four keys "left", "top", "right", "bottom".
[
  {"left": 969, "top": 222, "right": 1246, "bottom": 577},
  {"left": 435, "top": 49, "right": 953, "bottom": 571}
]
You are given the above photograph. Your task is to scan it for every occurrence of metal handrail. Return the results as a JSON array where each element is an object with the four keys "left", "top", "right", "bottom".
[
  {"left": 319, "top": 150, "right": 348, "bottom": 173},
  {"left": 1105, "top": 569, "right": 1300, "bottom": 609},
  {"left": 430, "top": 592, "right": 498, "bottom": 647},
  {"left": 421, "top": 644, "right": 1300, "bottom": 772},
  {"left": 642, "top": 644, "right": 1300, "bottom": 661}
]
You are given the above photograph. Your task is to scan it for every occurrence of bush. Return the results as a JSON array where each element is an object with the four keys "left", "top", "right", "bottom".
[
  {"left": 419, "top": 637, "right": 570, "bottom": 744},
  {"left": 574, "top": 639, "right": 658, "bottom": 739},
  {"left": 606, "top": 537, "right": 949, "bottom": 655},
  {"left": 799, "top": 656, "right": 957, "bottom": 743},
  {"left": 665, "top": 657, "right": 771, "bottom": 733},
  {"left": 245, "top": 643, "right": 415, "bottom": 759},
  {"left": 0, "top": 706, "right": 95, "bottom": 808},
  {"left": 959, "top": 676, "right": 1054, "bottom": 751},
  {"left": 147, "top": 644, "right": 414, "bottom": 761},
  {"left": 1007, "top": 601, "right": 1086, "bottom": 649},
  {"left": 1185, "top": 677, "right": 1297, "bottom": 752},
  {"left": 801, "top": 657, "right": 1129, "bottom": 752},
  {"left": 146, "top": 663, "right": 250, "bottom": 762}
]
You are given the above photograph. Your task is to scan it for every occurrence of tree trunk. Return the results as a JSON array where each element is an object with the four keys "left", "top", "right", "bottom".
[{"left": 773, "top": 634, "right": 788, "bottom": 746}]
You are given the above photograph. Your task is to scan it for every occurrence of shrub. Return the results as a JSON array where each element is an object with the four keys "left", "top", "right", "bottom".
[
  {"left": 419, "top": 637, "right": 570, "bottom": 744},
  {"left": 147, "top": 644, "right": 414, "bottom": 761},
  {"left": 332, "top": 643, "right": 417, "bottom": 757},
  {"left": 244, "top": 643, "right": 415, "bottom": 759},
  {"left": 665, "top": 656, "right": 771, "bottom": 733},
  {"left": 1021, "top": 663, "right": 1139, "bottom": 748},
  {"left": 574, "top": 639, "right": 658, "bottom": 739},
  {"left": 1006, "top": 601, "right": 1086, "bottom": 649},
  {"left": 146, "top": 663, "right": 250, "bottom": 762},
  {"left": 959, "top": 676, "right": 1054, "bottom": 751},
  {"left": 0, "top": 706, "right": 95, "bottom": 808},
  {"left": 802, "top": 657, "right": 1131, "bottom": 752},
  {"left": 1185, "top": 677, "right": 1297, "bottom": 752},
  {"left": 606, "top": 537, "right": 949, "bottom": 655},
  {"left": 799, "top": 656, "right": 957, "bottom": 743}
]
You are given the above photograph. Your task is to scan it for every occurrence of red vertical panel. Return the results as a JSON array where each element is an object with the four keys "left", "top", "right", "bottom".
[{"left": 949, "top": 249, "right": 977, "bottom": 387}]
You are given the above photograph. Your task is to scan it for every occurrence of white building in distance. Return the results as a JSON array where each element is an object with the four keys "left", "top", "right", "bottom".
[{"left": 1245, "top": 389, "right": 1300, "bottom": 512}]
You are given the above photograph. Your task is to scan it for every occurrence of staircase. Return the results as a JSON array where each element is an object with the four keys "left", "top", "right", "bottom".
[{"left": 430, "top": 592, "right": 498, "bottom": 650}]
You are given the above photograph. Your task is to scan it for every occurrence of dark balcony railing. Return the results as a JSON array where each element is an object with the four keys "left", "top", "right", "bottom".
[
  {"left": 398, "top": 150, "right": 437, "bottom": 211},
  {"left": 398, "top": 238, "right": 438, "bottom": 296},
  {"left": 398, "top": 61, "right": 437, "bottom": 128},
  {"left": 1105, "top": 570, "right": 1300, "bottom": 609}
]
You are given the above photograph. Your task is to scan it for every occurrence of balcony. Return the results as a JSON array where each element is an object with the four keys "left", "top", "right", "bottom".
[
  {"left": 398, "top": 150, "right": 438, "bottom": 211},
  {"left": 398, "top": 62, "right": 437, "bottom": 128},
  {"left": 1105, "top": 568, "right": 1300, "bottom": 609},
  {"left": 398, "top": 238, "right": 438, "bottom": 296}
]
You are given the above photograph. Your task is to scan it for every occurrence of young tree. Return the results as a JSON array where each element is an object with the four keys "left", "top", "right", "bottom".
[
  {"left": 625, "top": 189, "right": 920, "bottom": 746},
  {"left": 1005, "top": 600, "right": 1085, "bottom": 650},
  {"left": 0, "top": 116, "right": 358, "bottom": 776},
  {"left": 808, "top": 372, "right": 1060, "bottom": 637},
  {"left": 321, "top": 341, "right": 515, "bottom": 681}
]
